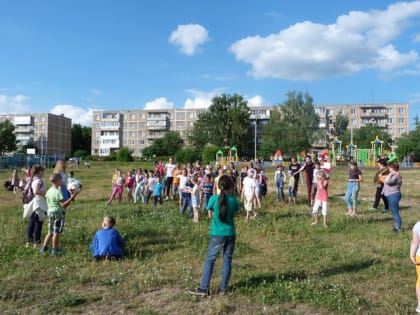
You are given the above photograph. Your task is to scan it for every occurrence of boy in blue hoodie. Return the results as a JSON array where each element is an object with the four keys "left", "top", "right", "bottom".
[{"left": 90, "top": 216, "right": 125, "bottom": 260}]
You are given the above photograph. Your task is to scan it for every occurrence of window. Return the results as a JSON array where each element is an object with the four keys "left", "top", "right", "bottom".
[
  {"left": 388, "top": 118, "right": 393, "bottom": 124},
  {"left": 351, "top": 118, "right": 356, "bottom": 125},
  {"left": 131, "top": 114, "right": 136, "bottom": 119},
  {"left": 188, "top": 112, "right": 194, "bottom": 119},
  {"left": 399, "top": 128, "right": 405, "bottom": 134},
  {"left": 398, "top": 118, "right": 404, "bottom": 124},
  {"left": 398, "top": 107, "right": 405, "bottom": 114},
  {"left": 177, "top": 112, "right": 185, "bottom": 119},
  {"left": 387, "top": 108, "right": 393, "bottom": 114},
  {"left": 141, "top": 114, "right": 145, "bottom": 119},
  {"left": 350, "top": 109, "right": 356, "bottom": 115},
  {"left": 96, "top": 115, "right": 100, "bottom": 121},
  {"left": 131, "top": 131, "right": 136, "bottom": 137}
]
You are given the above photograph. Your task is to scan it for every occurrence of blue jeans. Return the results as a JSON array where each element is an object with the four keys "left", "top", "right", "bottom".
[
  {"left": 180, "top": 193, "right": 193, "bottom": 218},
  {"left": 200, "top": 235, "right": 236, "bottom": 292},
  {"left": 276, "top": 184, "right": 285, "bottom": 201},
  {"left": 387, "top": 192, "right": 402, "bottom": 230},
  {"left": 344, "top": 182, "right": 360, "bottom": 209}
]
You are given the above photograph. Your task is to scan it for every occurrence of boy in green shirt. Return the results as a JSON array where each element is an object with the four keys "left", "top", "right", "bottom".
[{"left": 40, "top": 173, "right": 76, "bottom": 255}]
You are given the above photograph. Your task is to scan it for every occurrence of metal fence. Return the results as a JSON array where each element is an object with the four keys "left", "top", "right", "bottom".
[{"left": 1, "top": 154, "right": 66, "bottom": 169}]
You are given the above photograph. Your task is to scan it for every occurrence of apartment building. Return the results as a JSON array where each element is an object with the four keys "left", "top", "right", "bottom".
[
  {"left": 0, "top": 113, "right": 72, "bottom": 156},
  {"left": 315, "top": 103, "right": 409, "bottom": 139},
  {"left": 91, "top": 103, "right": 409, "bottom": 157}
]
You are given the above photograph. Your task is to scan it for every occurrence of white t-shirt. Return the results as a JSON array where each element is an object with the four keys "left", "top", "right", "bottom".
[
  {"left": 243, "top": 176, "right": 256, "bottom": 198},
  {"left": 165, "top": 163, "right": 176, "bottom": 177},
  {"left": 413, "top": 222, "right": 420, "bottom": 256},
  {"left": 179, "top": 175, "right": 188, "bottom": 190},
  {"left": 32, "top": 177, "right": 47, "bottom": 194},
  {"left": 313, "top": 168, "right": 322, "bottom": 184}
]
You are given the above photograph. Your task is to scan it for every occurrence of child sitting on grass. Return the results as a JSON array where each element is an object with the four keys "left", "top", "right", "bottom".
[
  {"left": 40, "top": 173, "right": 76, "bottom": 255},
  {"left": 90, "top": 215, "right": 125, "bottom": 260}
]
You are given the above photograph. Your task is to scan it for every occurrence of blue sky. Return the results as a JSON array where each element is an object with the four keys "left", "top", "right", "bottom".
[{"left": 1, "top": 0, "right": 420, "bottom": 127}]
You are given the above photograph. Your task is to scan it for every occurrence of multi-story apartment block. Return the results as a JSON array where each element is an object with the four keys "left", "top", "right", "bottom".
[
  {"left": 0, "top": 113, "right": 72, "bottom": 156},
  {"left": 315, "top": 103, "right": 409, "bottom": 140},
  {"left": 91, "top": 103, "right": 409, "bottom": 157}
]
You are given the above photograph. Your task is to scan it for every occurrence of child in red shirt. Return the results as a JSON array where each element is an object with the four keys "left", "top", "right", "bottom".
[{"left": 311, "top": 171, "right": 329, "bottom": 228}]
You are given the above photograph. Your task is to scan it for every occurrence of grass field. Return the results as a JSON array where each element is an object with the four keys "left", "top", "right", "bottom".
[{"left": 0, "top": 161, "right": 419, "bottom": 314}]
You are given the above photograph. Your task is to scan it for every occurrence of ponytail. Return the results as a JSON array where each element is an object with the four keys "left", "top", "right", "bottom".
[{"left": 218, "top": 175, "right": 233, "bottom": 223}]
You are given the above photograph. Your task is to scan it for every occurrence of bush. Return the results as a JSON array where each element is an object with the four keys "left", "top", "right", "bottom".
[
  {"left": 175, "top": 147, "right": 199, "bottom": 164},
  {"left": 201, "top": 145, "right": 219, "bottom": 164},
  {"left": 116, "top": 147, "right": 134, "bottom": 162}
]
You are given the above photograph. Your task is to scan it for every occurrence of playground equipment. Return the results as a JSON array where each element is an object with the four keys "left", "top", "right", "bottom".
[
  {"left": 330, "top": 137, "right": 342, "bottom": 166},
  {"left": 229, "top": 146, "right": 238, "bottom": 162},
  {"left": 272, "top": 150, "right": 283, "bottom": 164},
  {"left": 215, "top": 146, "right": 239, "bottom": 165}
]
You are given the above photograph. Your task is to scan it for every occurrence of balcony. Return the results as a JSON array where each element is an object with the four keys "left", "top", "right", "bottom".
[
  {"left": 360, "top": 111, "right": 387, "bottom": 118},
  {"left": 146, "top": 120, "right": 169, "bottom": 130}
]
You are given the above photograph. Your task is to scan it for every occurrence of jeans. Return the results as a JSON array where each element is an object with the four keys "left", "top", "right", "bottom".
[
  {"left": 387, "top": 192, "right": 402, "bottom": 230},
  {"left": 180, "top": 193, "right": 193, "bottom": 218},
  {"left": 133, "top": 184, "right": 144, "bottom": 204},
  {"left": 344, "top": 182, "right": 360, "bottom": 209},
  {"left": 200, "top": 235, "right": 236, "bottom": 292},
  {"left": 276, "top": 185, "right": 285, "bottom": 201},
  {"left": 202, "top": 194, "right": 212, "bottom": 211}
]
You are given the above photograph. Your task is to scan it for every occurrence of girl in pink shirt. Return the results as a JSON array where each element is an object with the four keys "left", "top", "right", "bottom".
[
  {"left": 311, "top": 171, "right": 329, "bottom": 227},
  {"left": 126, "top": 170, "right": 135, "bottom": 203}
]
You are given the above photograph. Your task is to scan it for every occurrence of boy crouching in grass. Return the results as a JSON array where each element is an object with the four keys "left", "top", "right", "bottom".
[
  {"left": 90, "top": 216, "right": 125, "bottom": 260},
  {"left": 40, "top": 173, "right": 76, "bottom": 255}
]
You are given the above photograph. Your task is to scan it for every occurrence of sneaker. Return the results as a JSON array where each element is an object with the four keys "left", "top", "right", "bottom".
[
  {"left": 188, "top": 288, "right": 208, "bottom": 297},
  {"left": 25, "top": 242, "right": 31, "bottom": 248},
  {"left": 368, "top": 207, "right": 377, "bottom": 212},
  {"left": 39, "top": 246, "right": 49, "bottom": 253},
  {"left": 416, "top": 305, "right": 420, "bottom": 313},
  {"left": 51, "top": 248, "right": 64, "bottom": 255},
  {"left": 33, "top": 243, "right": 40, "bottom": 249},
  {"left": 381, "top": 209, "right": 390, "bottom": 214}
]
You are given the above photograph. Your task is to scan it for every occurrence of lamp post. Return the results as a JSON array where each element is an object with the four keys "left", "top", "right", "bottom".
[{"left": 254, "top": 114, "right": 257, "bottom": 161}]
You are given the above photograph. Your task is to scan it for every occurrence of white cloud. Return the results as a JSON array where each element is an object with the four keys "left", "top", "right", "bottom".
[
  {"left": 50, "top": 104, "right": 95, "bottom": 126},
  {"left": 144, "top": 97, "right": 174, "bottom": 110},
  {"left": 230, "top": 1, "right": 420, "bottom": 81},
  {"left": 247, "top": 95, "right": 267, "bottom": 107},
  {"left": 184, "top": 89, "right": 222, "bottom": 109},
  {"left": 0, "top": 94, "right": 30, "bottom": 114},
  {"left": 169, "top": 24, "right": 209, "bottom": 55}
]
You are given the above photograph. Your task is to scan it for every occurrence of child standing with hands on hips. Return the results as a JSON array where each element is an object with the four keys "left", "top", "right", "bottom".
[{"left": 40, "top": 173, "right": 76, "bottom": 255}]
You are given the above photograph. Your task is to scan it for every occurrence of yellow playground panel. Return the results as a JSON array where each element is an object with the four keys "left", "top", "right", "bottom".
[{"left": 215, "top": 146, "right": 239, "bottom": 165}]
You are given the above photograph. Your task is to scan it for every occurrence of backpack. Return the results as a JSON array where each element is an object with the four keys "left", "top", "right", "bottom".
[{"left": 22, "top": 180, "right": 34, "bottom": 204}]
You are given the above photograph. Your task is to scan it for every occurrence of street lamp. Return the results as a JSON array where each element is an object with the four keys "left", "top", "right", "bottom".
[{"left": 254, "top": 112, "right": 258, "bottom": 161}]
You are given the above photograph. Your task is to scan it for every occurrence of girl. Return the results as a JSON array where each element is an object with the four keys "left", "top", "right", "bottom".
[
  {"left": 188, "top": 175, "right": 240, "bottom": 296},
  {"left": 107, "top": 170, "right": 124, "bottom": 205},
  {"left": 126, "top": 170, "right": 135, "bottom": 203},
  {"left": 53, "top": 160, "right": 70, "bottom": 201},
  {"left": 410, "top": 221, "right": 420, "bottom": 313},
  {"left": 10, "top": 169, "right": 19, "bottom": 193},
  {"left": 382, "top": 161, "right": 402, "bottom": 232},
  {"left": 344, "top": 161, "right": 363, "bottom": 217},
  {"left": 274, "top": 165, "right": 286, "bottom": 202},
  {"left": 311, "top": 171, "right": 329, "bottom": 227},
  {"left": 191, "top": 175, "right": 200, "bottom": 223},
  {"left": 178, "top": 168, "right": 189, "bottom": 210},
  {"left": 288, "top": 170, "right": 296, "bottom": 204},
  {"left": 133, "top": 168, "right": 145, "bottom": 204},
  {"left": 241, "top": 169, "right": 257, "bottom": 222},
  {"left": 26, "top": 165, "right": 48, "bottom": 248}
]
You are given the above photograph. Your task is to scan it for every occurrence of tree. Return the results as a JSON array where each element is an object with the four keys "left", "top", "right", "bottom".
[
  {"left": 333, "top": 112, "right": 349, "bottom": 137},
  {"left": 71, "top": 124, "right": 91, "bottom": 156},
  {"left": 175, "top": 147, "right": 199, "bottom": 164},
  {"left": 0, "top": 119, "right": 17, "bottom": 154},
  {"left": 142, "top": 131, "right": 184, "bottom": 158},
  {"left": 190, "top": 94, "right": 251, "bottom": 156},
  {"left": 396, "top": 117, "right": 420, "bottom": 161},
  {"left": 261, "top": 91, "right": 319, "bottom": 156},
  {"left": 116, "top": 147, "right": 134, "bottom": 162},
  {"left": 341, "top": 123, "right": 392, "bottom": 150},
  {"left": 201, "top": 145, "right": 219, "bottom": 164}
]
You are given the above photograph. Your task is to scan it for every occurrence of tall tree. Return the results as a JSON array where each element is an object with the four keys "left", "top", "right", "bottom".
[
  {"left": 396, "top": 117, "right": 420, "bottom": 161},
  {"left": 333, "top": 112, "right": 349, "bottom": 137},
  {"left": 0, "top": 119, "right": 17, "bottom": 154},
  {"left": 142, "top": 131, "right": 184, "bottom": 157},
  {"left": 342, "top": 123, "right": 392, "bottom": 149},
  {"left": 261, "top": 91, "right": 319, "bottom": 156},
  {"left": 190, "top": 94, "right": 251, "bottom": 155},
  {"left": 71, "top": 124, "right": 91, "bottom": 155}
]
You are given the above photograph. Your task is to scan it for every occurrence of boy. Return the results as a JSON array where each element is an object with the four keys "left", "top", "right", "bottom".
[
  {"left": 40, "top": 173, "right": 76, "bottom": 255},
  {"left": 201, "top": 173, "right": 214, "bottom": 217},
  {"left": 90, "top": 216, "right": 125, "bottom": 260},
  {"left": 153, "top": 176, "right": 164, "bottom": 206},
  {"left": 145, "top": 170, "right": 156, "bottom": 204}
]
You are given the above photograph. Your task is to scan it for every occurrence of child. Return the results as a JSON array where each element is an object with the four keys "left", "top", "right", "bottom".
[
  {"left": 178, "top": 168, "right": 189, "bottom": 210},
  {"left": 241, "top": 169, "right": 257, "bottom": 222},
  {"left": 311, "top": 161, "right": 322, "bottom": 206},
  {"left": 126, "top": 170, "right": 135, "bottom": 203},
  {"left": 188, "top": 175, "right": 240, "bottom": 296},
  {"left": 90, "top": 215, "right": 125, "bottom": 260},
  {"left": 133, "top": 168, "right": 145, "bottom": 204},
  {"left": 410, "top": 222, "right": 420, "bottom": 313},
  {"left": 153, "top": 176, "right": 164, "bottom": 206},
  {"left": 201, "top": 173, "right": 214, "bottom": 217},
  {"left": 311, "top": 171, "right": 329, "bottom": 227},
  {"left": 288, "top": 170, "right": 296, "bottom": 204},
  {"left": 274, "top": 165, "right": 286, "bottom": 202},
  {"left": 191, "top": 175, "right": 200, "bottom": 223},
  {"left": 107, "top": 170, "right": 124, "bottom": 205},
  {"left": 40, "top": 173, "right": 76, "bottom": 255},
  {"left": 10, "top": 169, "right": 19, "bottom": 193},
  {"left": 180, "top": 176, "right": 193, "bottom": 219},
  {"left": 145, "top": 170, "right": 156, "bottom": 204}
]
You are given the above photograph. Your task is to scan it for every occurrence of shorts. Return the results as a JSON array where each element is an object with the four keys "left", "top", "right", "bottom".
[
  {"left": 192, "top": 196, "right": 200, "bottom": 208},
  {"left": 244, "top": 197, "right": 254, "bottom": 212},
  {"left": 48, "top": 210, "right": 65, "bottom": 234}
]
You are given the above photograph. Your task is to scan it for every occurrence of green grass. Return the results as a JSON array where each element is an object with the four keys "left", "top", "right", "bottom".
[{"left": 0, "top": 162, "right": 418, "bottom": 314}]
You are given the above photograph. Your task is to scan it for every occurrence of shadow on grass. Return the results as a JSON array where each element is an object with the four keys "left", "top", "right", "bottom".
[{"left": 317, "top": 258, "right": 380, "bottom": 277}]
